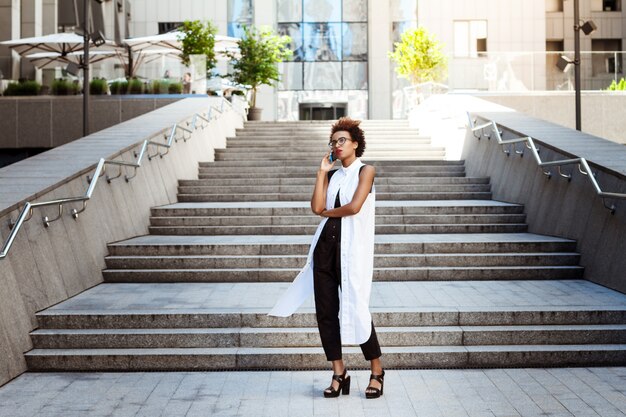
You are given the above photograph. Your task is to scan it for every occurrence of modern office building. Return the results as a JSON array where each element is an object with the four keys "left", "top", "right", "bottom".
[{"left": 1, "top": 0, "right": 625, "bottom": 120}]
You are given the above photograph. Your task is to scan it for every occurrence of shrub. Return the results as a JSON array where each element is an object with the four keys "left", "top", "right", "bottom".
[
  {"left": 109, "top": 81, "right": 128, "bottom": 94},
  {"left": 89, "top": 78, "right": 108, "bottom": 95},
  {"left": 168, "top": 82, "right": 183, "bottom": 94},
  {"left": 3, "top": 80, "right": 42, "bottom": 96},
  {"left": 228, "top": 25, "right": 292, "bottom": 108},
  {"left": 128, "top": 78, "right": 144, "bottom": 94},
  {"left": 607, "top": 78, "right": 626, "bottom": 91},
  {"left": 151, "top": 80, "right": 164, "bottom": 94},
  {"left": 51, "top": 79, "right": 80, "bottom": 95}
]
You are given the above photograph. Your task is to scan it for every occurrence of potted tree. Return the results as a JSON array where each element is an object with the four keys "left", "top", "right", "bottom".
[
  {"left": 228, "top": 25, "right": 292, "bottom": 120},
  {"left": 179, "top": 19, "right": 218, "bottom": 86},
  {"left": 388, "top": 27, "right": 448, "bottom": 85}
]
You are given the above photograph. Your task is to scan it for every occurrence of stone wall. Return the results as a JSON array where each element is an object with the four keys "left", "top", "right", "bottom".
[
  {"left": 413, "top": 94, "right": 626, "bottom": 293},
  {"left": 0, "top": 96, "right": 182, "bottom": 150},
  {"left": 0, "top": 97, "right": 245, "bottom": 387}
]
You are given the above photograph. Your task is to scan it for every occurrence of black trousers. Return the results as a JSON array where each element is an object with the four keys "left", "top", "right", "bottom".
[{"left": 312, "top": 228, "right": 382, "bottom": 362}]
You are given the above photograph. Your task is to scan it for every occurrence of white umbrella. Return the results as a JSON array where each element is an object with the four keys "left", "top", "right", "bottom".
[
  {"left": 0, "top": 32, "right": 114, "bottom": 56},
  {"left": 25, "top": 50, "right": 118, "bottom": 69},
  {"left": 124, "top": 31, "right": 240, "bottom": 59}
]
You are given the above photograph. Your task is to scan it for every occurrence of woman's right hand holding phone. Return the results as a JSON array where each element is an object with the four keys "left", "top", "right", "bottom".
[{"left": 320, "top": 151, "right": 335, "bottom": 172}]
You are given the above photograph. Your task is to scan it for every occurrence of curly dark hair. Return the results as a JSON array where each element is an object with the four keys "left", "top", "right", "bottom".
[{"left": 330, "top": 117, "right": 366, "bottom": 157}]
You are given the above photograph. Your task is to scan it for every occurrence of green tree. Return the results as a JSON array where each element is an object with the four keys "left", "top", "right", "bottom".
[
  {"left": 178, "top": 20, "right": 218, "bottom": 74},
  {"left": 388, "top": 27, "right": 448, "bottom": 85},
  {"left": 228, "top": 25, "right": 292, "bottom": 108}
]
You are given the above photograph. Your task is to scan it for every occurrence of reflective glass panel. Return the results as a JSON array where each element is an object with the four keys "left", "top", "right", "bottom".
[
  {"left": 343, "top": 0, "right": 367, "bottom": 22},
  {"left": 227, "top": 22, "right": 247, "bottom": 39},
  {"left": 303, "top": 0, "right": 341, "bottom": 22},
  {"left": 392, "top": 21, "right": 417, "bottom": 44},
  {"left": 342, "top": 62, "right": 367, "bottom": 89},
  {"left": 304, "top": 62, "right": 342, "bottom": 89},
  {"left": 390, "top": 0, "right": 417, "bottom": 21},
  {"left": 227, "top": 0, "right": 254, "bottom": 22},
  {"left": 342, "top": 23, "right": 367, "bottom": 61},
  {"left": 303, "top": 23, "right": 342, "bottom": 61},
  {"left": 278, "top": 62, "right": 303, "bottom": 90},
  {"left": 278, "top": 0, "right": 302, "bottom": 22},
  {"left": 278, "top": 23, "right": 304, "bottom": 62}
]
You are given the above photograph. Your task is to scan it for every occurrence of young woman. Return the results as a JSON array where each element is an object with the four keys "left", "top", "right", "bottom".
[{"left": 268, "top": 117, "right": 384, "bottom": 399}]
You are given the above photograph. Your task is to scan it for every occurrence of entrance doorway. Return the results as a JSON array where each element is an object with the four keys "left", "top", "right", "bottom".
[{"left": 299, "top": 102, "right": 347, "bottom": 120}]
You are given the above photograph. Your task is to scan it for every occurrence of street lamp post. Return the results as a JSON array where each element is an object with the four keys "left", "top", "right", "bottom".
[
  {"left": 574, "top": 0, "right": 582, "bottom": 131},
  {"left": 82, "top": 0, "right": 90, "bottom": 137}
]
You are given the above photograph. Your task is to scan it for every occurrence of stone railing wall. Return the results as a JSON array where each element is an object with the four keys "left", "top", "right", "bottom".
[
  {"left": 412, "top": 94, "right": 626, "bottom": 293},
  {"left": 0, "top": 97, "right": 245, "bottom": 387}
]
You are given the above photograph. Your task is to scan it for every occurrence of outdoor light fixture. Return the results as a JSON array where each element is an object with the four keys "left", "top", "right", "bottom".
[
  {"left": 557, "top": 55, "right": 574, "bottom": 72},
  {"left": 580, "top": 20, "right": 597, "bottom": 35},
  {"left": 91, "top": 30, "right": 106, "bottom": 46},
  {"left": 65, "top": 62, "right": 80, "bottom": 76}
]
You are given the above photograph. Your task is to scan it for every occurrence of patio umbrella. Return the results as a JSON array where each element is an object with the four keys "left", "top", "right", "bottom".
[
  {"left": 0, "top": 32, "right": 114, "bottom": 56},
  {"left": 122, "top": 32, "right": 240, "bottom": 77},
  {"left": 25, "top": 50, "right": 119, "bottom": 69},
  {"left": 124, "top": 31, "right": 240, "bottom": 58}
]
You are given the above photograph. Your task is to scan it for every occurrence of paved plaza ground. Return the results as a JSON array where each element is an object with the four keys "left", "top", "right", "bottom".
[{"left": 0, "top": 368, "right": 625, "bottom": 417}]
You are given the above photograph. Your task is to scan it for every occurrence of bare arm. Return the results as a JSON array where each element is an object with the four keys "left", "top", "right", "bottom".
[
  {"left": 311, "top": 151, "right": 335, "bottom": 215},
  {"left": 321, "top": 165, "right": 375, "bottom": 217}
]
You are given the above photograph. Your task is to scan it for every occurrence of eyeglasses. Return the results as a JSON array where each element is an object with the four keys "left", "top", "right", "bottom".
[{"left": 328, "top": 137, "right": 351, "bottom": 148}]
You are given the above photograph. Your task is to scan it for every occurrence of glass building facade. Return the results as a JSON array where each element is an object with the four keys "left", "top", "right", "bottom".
[{"left": 276, "top": 0, "right": 369, "bottom": 120}]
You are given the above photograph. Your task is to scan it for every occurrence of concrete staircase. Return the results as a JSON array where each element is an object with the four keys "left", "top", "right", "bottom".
[{"left": 25, "top": 120, "right": 626, "bottom": 371}]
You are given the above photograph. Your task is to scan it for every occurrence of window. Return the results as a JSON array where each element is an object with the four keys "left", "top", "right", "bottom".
[
  {"left": 158, "top": 22, "right": 182, "bottom": 34},
  {"left": 454, "top": 20, "right": 487, "bottom": 58},
  {"left": 592, "top": 39, "right": 623, "bottom": 75},
  {"left": 227, "top": 0, "right": 254, "bottom": 38},
  {"left": 277, "top": 0, "right": 368, "bottom": 91},
  {"left": 603, "top": 0, "right": 621, "bottom": 11}
]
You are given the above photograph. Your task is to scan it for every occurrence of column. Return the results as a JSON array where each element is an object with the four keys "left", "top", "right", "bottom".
[{"left": 368, "top": 0, "right": 391, "bottom": 119}]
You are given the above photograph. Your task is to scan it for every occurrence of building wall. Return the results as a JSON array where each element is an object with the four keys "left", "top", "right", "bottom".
[{"left": 2, "top": 0, "right": 626, "bottom": 120}]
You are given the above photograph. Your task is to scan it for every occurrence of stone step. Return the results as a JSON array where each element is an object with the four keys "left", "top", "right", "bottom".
[
  {"left": 214, "top": 152, "right": 447, "bottom": 161},
  {"left": 150, "top": 201, "right": 525, "bottom": 217},
  {"left": 149, "top": 214, "right": 526, "bottom": 226},
  {"left": 148, "top": 223, "right": 528, "bottom": 235},
  {"left": 178, "top": 177, "right": 491, "bottom": 187},
  {"left": 198, "top": 171, "right": 467, "bottom": 179},
  {"left": 225, "top": 139, "right": 432, "bottom": 147},
  {"left": 106, "top": 234, "right": 578, "bottom": 256},
  {"left": 34, "top": 280, "right": 626, "bottom": 330},
  {"left": 233, "top": 131, "right": 419, "bottom": 137},
  {"left": 177, "top": 184, "right": 491, "bottom": 195},
  {"left": 30, "top": 325, "right": 626, "bottom": 349},
  {"left": 197, "top": 164, "right": 465, "bottom": 173},
  {"left": 198, "top": 159, "right": 465, "bottom": 167},
  {"left": 101, "top": 265, "right": 583, "bottom": 283},
  {"left": 24, "top": 344, "right": 626, "bottom": 371},
  {"left": 104, "top": 253, "right": 580, "bottom": 270},
  {"left": 176, "top": 191, "right": 493, "bottom": 202}
]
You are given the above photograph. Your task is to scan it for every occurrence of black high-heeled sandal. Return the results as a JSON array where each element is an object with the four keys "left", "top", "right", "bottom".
[
  {"left": 365, "top": 370, "right": 385, "bottom": 399},
  {"left": 323, "top": 368, "right": 351, "bottom": 398}
]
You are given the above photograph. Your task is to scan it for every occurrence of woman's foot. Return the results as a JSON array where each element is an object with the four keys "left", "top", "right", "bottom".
[
  {"left": 365, "top": 369, "right": 385, "bottom": 399},
  {"left": 324, "top": 367, "right": 350, "bottom": 398}
]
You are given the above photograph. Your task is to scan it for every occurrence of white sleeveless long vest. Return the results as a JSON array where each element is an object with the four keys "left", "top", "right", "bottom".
[{"left": 268, "top": 158, "right": 376, "bottom": 345}]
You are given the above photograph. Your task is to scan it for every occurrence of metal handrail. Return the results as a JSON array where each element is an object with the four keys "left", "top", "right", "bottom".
[
  {"left": 0, "top": 99, "right": 230, "bottom": 260},
  {"left": 467, "top": 113, "right": 626, "bottom": 213}
]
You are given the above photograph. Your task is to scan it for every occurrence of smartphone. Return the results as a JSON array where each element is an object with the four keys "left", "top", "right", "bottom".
[{"left": 329, "top": 151, "right": 334, "bottom": 163}]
